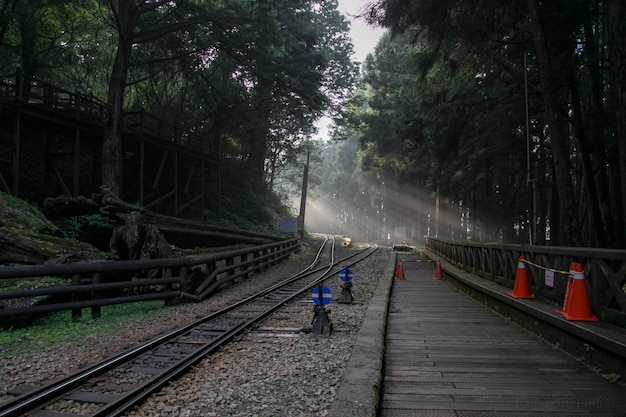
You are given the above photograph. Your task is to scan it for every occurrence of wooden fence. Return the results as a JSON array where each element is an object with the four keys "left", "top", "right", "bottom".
[
  {"left": 425, "top": 237, "right": 626, "bottom": 327},
  {"left": 0, "top": 71, "right": 107, "bottom": 123},
  {"left": 0, "top": 238, "right": 299, "bottom": 322}
]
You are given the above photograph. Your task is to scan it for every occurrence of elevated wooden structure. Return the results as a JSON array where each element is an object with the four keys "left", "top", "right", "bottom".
[
  {"left": 425, "top": 236, "right": 626, "bottom": 327},
  {"left": 380, "top": 254, "right": 626, "bottom": 416},
  {"left": 0, "top": 72, "right": 220, "bottom": 220}
]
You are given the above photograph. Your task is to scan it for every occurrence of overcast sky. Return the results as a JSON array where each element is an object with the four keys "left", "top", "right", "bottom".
[
  {"left": 337, "top": 0, "right": 385, "bottom": 62},
  {"left": 313, "top": 1, "right": 385, "bottom": 140}
]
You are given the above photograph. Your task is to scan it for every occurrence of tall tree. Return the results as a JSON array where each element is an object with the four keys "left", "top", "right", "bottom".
[
  {"left": 526, "top": 0, "right": 582, "bottom": 246},
  {"left": 100, "top": 0, "right": 236, "bottom": 196},
  {"left": 237, "top": 0, "right": 357, "bottom": 189},
  {"left": 363, "top": 0, "right": 625, "bottom": 247},
  {"left": 608, "top": 0, "right": 626, "bottom": 244},
  {"left": 0, "top": 0, "right": 94, "bottom": 79}
]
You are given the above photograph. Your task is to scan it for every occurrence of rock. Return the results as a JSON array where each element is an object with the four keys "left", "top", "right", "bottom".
[
  {"left": 0, "top": 192, "right": 102, "bottom": 265},
  {"left": 0, "top": 227, "right": 102, "bottom": 265},
  {"left": 43, "top": 195, "right": 100, "bottom": 218},
  {"left": 45, "top": 251, "right": 106, "bottom": 265},
  {"left": 0, "top": 192, "right": 62, "bottom": 236},
  {"left": 109, "top": 211, "right": 173, "bottom": 260}
]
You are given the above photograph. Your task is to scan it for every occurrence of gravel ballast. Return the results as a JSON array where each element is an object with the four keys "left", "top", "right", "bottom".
[{"left": 0, "top": 242, "right": 393, "bottom": 416}]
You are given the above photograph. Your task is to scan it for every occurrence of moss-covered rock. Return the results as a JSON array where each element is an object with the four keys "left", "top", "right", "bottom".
[
  {"left": 0, "top": 192, "right": 61, "bottom": 236},
  {"left": 0, "top": 192, "right": 103, "bottom": 265}
]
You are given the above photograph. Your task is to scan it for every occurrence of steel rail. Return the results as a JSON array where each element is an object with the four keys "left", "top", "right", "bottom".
[
  {"left": 99, "top": 241, "right": 376, "bottom": 417},
  {"left": 0, "top": 238, "right": 376, "bottom": 417}
]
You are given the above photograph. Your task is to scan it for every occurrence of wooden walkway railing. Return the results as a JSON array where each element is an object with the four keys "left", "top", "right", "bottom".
[
  {"left": 0, "top": 72, "right": 217, "bottom": 157},
  {"left": 0, "top": 71, "right": 107, "bottom": 123},
  {"left": 425, "top": 237, "right": 626, "bottom": 327},
  {"left": 0, "top": 72, "right": 220, "bottom": 218}
]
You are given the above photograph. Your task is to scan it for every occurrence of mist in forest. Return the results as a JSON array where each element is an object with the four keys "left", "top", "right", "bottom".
[{"left": 300, "top": 182, "right": 524, "bottom": 246}]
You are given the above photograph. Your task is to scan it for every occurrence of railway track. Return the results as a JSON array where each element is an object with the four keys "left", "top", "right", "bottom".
[{"left": 0, "top": 236, "right": 379, "bottom": 417}]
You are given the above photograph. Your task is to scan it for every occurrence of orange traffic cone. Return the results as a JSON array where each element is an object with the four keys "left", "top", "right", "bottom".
[
  {"left": 509, "top": 256, "right": 535, "bottom": 299},
  {"left": 557, "top": 263, "right": 598, "bottom": 321},
  {"left": 396, "top": 260, "right": 405, "bottom": 280},
  {"left": 434, "top": 260, "right": 443, "bottom": 280}
]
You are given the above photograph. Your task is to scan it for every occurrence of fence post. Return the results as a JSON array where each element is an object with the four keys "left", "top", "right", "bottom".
[
  {"left": 261, "top": 248, "right": 268, "bottom": 270},
  {"left": 275, "top": 244, "right": 282, "bottom": 266},
  {"left": 242, "top": 253, "right": 250, "bottom": 279},
  {"left": 45, "top": 85, "right": 53, "bottom": 109},
  {"left": 15, "top": 70, "right": 24, "bottom": 102},
  {"left": 72, "top": 274, "right": 81, "bottom": 322},
  {"left": 164, "top": 267, "right": 174, "bottom": 306},
  {"left": 91, "top": 273, "right": 101, "bottom": 319},
  {"left": 206, "top": 260, "right": 216, "bottom": 277},
  {"left": 75, "top": 91, "right": 82, "bottom": 118},
  {"left": 490, "top": 249, "right": 496, "bottom": 282},
  {"left": 226, "top": 256, "right": 234, "bottom": 281}
]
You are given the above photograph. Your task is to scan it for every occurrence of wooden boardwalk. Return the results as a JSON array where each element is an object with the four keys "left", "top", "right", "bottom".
[{"left": 380, "top": 254, "right": 626, "bottom": 417}]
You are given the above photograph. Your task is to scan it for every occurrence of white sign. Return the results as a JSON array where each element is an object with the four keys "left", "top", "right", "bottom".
[
  {"left": 279, "top": 218, "right": 298, "bottom": 233},
  {"left": 545, "top": 270, "right": 554, "bottom": 287}
]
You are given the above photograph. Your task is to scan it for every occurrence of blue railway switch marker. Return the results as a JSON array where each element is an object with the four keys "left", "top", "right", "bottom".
[
  {"left": 312, "top": 285, "right": 332, "bottom": 305},
  {"left": 339, "top": 268, "right": 353, "bottom": 282},
  {"left": 338, "top": 268, "right": 355, "bottom": 304},
  {"left": 311, "top": 284, "right": 332, "bottom": 335}
]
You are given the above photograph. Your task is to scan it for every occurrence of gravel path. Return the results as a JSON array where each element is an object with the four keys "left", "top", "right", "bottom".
[{"left": 0, "top": 241, "right": 392, "bottom": 416}]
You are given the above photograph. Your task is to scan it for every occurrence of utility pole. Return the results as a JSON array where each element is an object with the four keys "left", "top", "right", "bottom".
[{"left": 298, "top": 148, "right": 310, "bottom": 238}]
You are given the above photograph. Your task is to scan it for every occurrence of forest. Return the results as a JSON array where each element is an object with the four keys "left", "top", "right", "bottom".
[
  {"left": 0, "top": 0, "right": 357, "bottom": 223},
  {"left": 1, "top": 0, "right": 625, "bottom": 249},
  {"left": 316, "top": 0, "right": 625, "bottom": 249}
]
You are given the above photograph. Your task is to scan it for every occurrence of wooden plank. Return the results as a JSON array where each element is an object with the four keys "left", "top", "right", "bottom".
[
  {"left": 379, "top": 254, "right": 626, "bottom": 416},
  {"left": 32, "top": 411, "right": 82, "bottom": 417},
  {"left": 64, "top": 391, "right": 120, "bottom": 404}
]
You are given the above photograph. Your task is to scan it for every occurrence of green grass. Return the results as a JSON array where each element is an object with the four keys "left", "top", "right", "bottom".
[
  {"left": 0, "top": 276, "right": 68, "bottom": 292},
  {"left": 0, "top": 301, "right": 163, "bottom": 356}
]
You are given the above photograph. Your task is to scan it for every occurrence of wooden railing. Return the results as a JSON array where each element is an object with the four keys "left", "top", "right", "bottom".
[
  {"left": 0, "top": 71, "right": 107, "bottom": 123},
  {"left": 425, "top": 237, "right": 626, "bottom": 327},
  {"left": 0, "top": 72, "right": 217, "bottom": 159},
  {"left": 0, "top": 238, "right": 299, "bottom": 322},
  {"left": 122, "top": 110, "right": 218, "bottom": 159}
]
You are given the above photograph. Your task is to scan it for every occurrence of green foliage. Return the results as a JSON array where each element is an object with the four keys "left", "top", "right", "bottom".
[
  {"left": 1, "top": 0, "right": 357, "bottom": 214},
  {"left": 357, "top": 29, "right": 531, "bottom": 237},
  {"left": 353, "top": 0, "right": 626, "bottom": 246},
  {"left": 0, "top": 276, "right": 66, "bottom": 292},
  {"left": 0, "top": 0, "right": 100, "bottom": 80},
  {"left": 223, "top": 0, "right": 357, "bottom": 185},
  {"left": 214, "top": 160, "right": 293, "bottom": 234},
  {"left": 43, "top": 195, "right": 100, "bottom": 218},
  {"left": 0, "top": 191, "right": 60, "bottom": 234},
  {"left": 601, "top": 373, "right": 622, "bottom": 384},
  {"left": 65, "top": 214, "right": 113, "bottom": 240}
]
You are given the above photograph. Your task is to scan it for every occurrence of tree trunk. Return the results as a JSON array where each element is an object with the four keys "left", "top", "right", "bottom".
[
  {"left": 527, "top": 0, "right": 582, "bottom": 246},
  {"left": 247, "top": 77, "right": 273, "bottom": 188},
  {"left": 18, "top": 6, "right": 37, "bottom": 78},
  {"left": 608, "top": 0, "right": 626, "bottom": 247},
  {"left": 102, "top": 45, "right": 131, "bottom": 196},
  {"left": 581, "top": 14, "right": 616, "bottom": 248},
  {"left": 568, "top": 72, "right": 604, "bottom": 247},
  {"left": 102, "top": 0, "right": 139, "bottom": 197}
]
